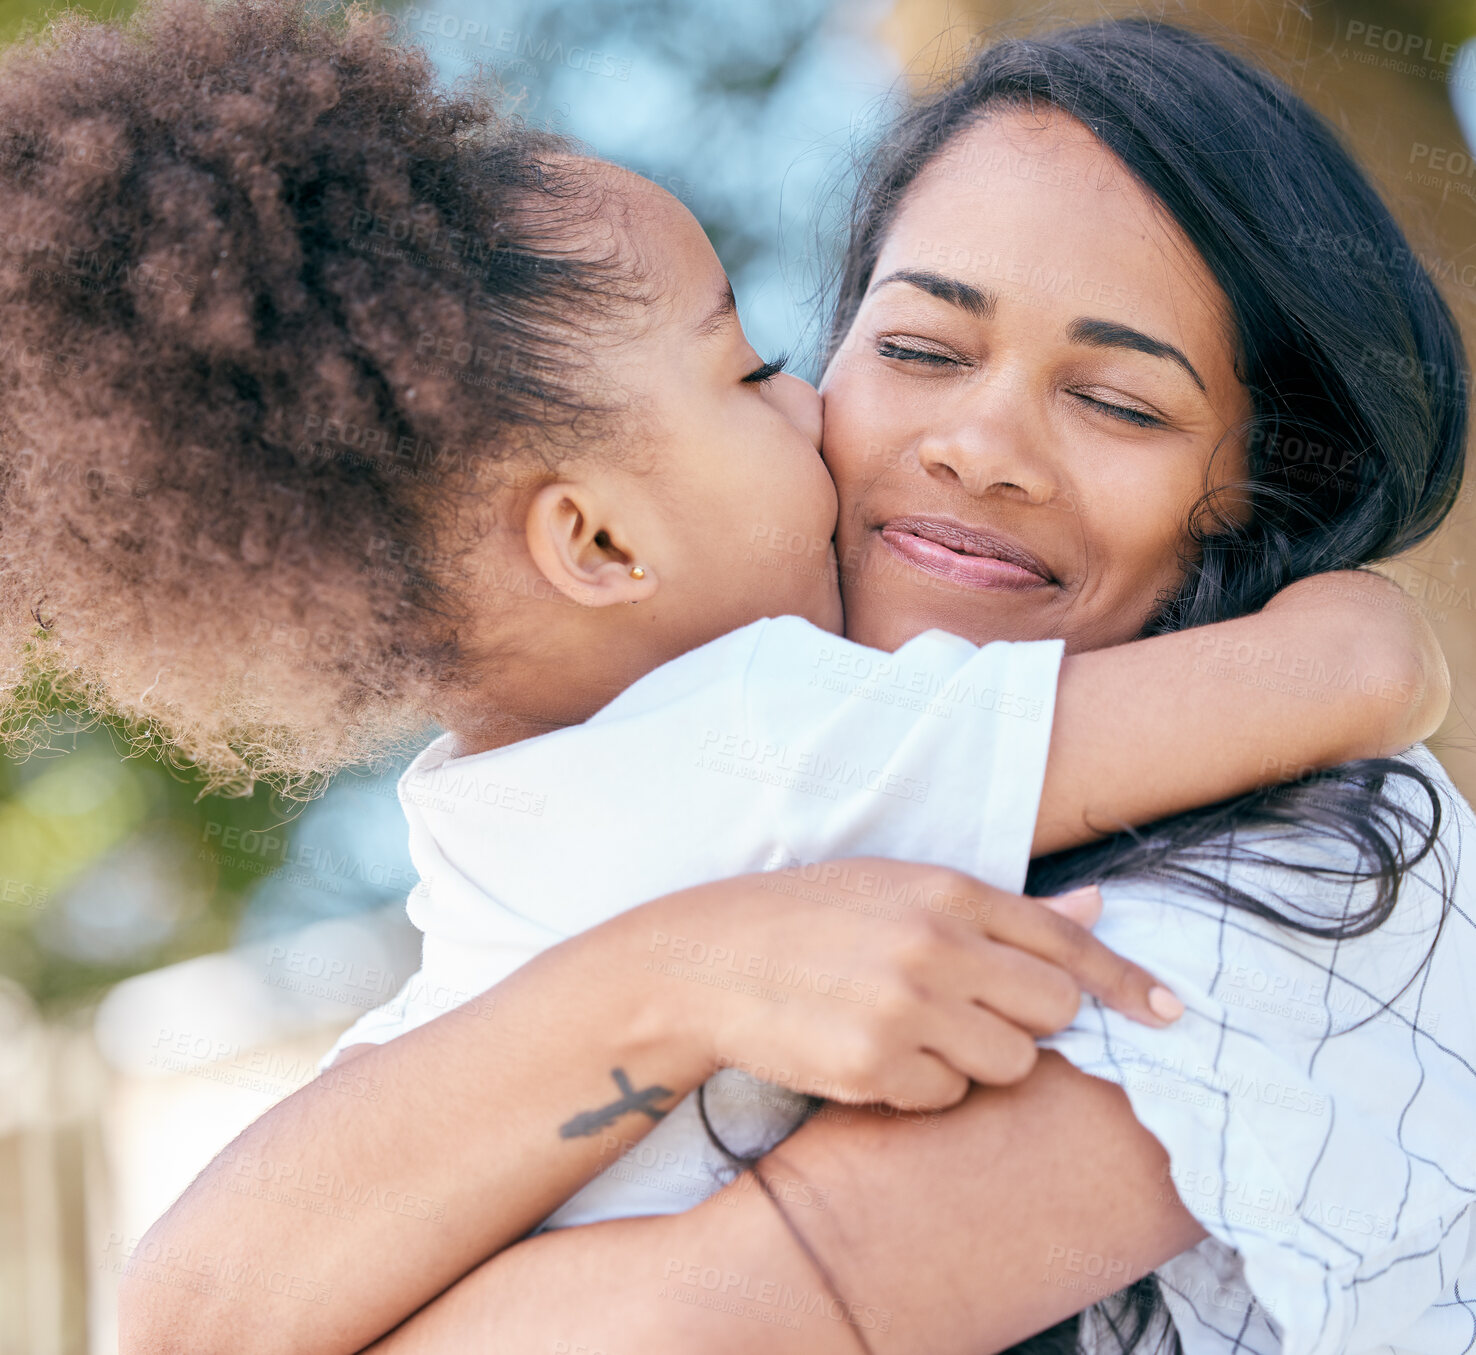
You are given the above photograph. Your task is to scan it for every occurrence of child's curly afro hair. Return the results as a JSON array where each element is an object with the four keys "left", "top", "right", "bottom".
[{"left": 0, "top": 0, "right": 628, "bottom": 795}]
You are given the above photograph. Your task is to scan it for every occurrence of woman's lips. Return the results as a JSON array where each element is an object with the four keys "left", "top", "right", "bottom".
[{"left": 878, "top": 517, "right": 1055, "bottom": 592}]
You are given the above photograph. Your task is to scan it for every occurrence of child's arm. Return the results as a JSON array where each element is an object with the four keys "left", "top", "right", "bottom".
[{"left": 1033, "top": 568, "right": 1451, "bottom": 856}]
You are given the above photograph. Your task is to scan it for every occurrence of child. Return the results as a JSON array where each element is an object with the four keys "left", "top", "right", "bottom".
[{"left": 0, "top": 0, "right": 1445, "bottom": 1240}]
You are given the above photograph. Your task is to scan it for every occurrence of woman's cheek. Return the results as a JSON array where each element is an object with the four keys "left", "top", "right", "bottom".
[
  {"left": 825, "top": 377, "right": 900, "bottom": 474},
  {"left": 1067, "top": 477, "right": 1180, "bottom": 607}
]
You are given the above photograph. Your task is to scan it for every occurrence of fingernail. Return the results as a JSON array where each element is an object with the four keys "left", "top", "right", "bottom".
[
  {"left": 1047, "top": 885, "right": 1102, "bottom": 924},
  {"left": 1148, "top": 986, "right": 1185, "bottom": 1022}
]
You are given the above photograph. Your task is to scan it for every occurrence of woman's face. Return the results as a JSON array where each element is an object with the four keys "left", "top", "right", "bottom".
[{"left": 821, "top": 108, "right": 1254, "bottom": 654}]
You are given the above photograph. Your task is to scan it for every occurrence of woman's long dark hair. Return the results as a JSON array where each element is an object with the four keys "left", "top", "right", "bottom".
[{"left": 708, "top": 19, "right": 1468, "bottom": 1355}]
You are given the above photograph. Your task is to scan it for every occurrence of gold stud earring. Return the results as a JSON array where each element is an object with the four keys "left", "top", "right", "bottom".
[{"left": 629, "top": 565, "right": 646, "bottom": 580}]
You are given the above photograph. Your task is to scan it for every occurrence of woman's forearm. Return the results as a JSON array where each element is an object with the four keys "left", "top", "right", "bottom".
[
  {"left": 119, "top": 861, "right": 1177, "bottom": 1355},
  {"left": 116, "top": 912, "right": 717, "bottom": 1355},
  {"left": 359, "top": 1169, "right": 854, "bottom": 1355},
  {"left": 361, "top": 1053, "right": 1208, "bottom": 1355}
]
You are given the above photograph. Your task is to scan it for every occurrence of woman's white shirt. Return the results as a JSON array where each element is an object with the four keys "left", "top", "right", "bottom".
[{"left": 1057, "top": 742, "right": 1476, "bottom": 1355}]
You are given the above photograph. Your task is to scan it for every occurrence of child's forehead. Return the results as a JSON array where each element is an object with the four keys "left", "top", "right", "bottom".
[{"left": 566, "top": 157, "right": 726, "bottom": 312}]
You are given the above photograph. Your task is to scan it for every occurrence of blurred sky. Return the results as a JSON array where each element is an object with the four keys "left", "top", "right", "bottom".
[{"left": 395, "top": 0, "right": 901, "bottom": 366}]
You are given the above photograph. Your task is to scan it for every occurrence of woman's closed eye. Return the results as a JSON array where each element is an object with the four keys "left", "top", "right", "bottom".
[
  {"left": 1070, "top": 389, "right": 1167, "bottom": 428},
  {"left": 742, "top": 353, "right": 790, "bottom": 387},
  {"left": 874, "top": 335, "right": 1168, "bottom": 427},
  {"left": 875, "top": 337, "right": 965, "bottom": 368}
]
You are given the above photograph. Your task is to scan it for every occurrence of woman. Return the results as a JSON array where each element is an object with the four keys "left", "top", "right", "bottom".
[{"left": 122, "top": 17, "right": 1472, "bottom": 1355}]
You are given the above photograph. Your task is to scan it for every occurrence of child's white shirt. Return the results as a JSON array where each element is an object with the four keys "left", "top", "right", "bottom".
[{"left": 319, "top": 615, "right": 1066, "bottom": 1228}]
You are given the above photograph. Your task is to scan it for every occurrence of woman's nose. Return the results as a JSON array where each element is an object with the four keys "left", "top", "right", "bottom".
[
  {"left": 763, "top": 371, "right": 823, "bottom": 451},
  {"left": 914, "top": 396, "right": 1061, "bottom": 506}
]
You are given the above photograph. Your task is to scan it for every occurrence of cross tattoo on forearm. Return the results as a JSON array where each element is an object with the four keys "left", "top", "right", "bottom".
[{"left": 558, "top": 1068, "right": 676, "bottom": 1139}]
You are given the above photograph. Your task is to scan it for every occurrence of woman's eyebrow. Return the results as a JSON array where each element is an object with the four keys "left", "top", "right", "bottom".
[
  {"left": 872, "top": 270, "right": 1209, "bottom": 393},
  {"left": 1067, "top": 316, "right": 1206, "bottom": 392},
  {"left": 692, "top": 282, "right": 738, "bottom": 339},
  {"left": 872, "top": 268, "right": 996, "bottom": 318}
]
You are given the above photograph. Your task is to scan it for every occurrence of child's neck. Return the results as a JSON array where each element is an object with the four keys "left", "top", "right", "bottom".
[
  {"left": 446, "top": 629, "right": 671, "bottom": 758},
  {"left": 449, "top": 706, "right": 576, "bottom": 758}
]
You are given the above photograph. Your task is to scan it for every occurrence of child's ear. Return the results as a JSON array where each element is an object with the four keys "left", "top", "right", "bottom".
[{"left": 524, "top": 481, "right": 657, "bottom": 608}]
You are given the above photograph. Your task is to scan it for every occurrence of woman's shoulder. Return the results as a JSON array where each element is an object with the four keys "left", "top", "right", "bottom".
[
  {"left": 1384, "top": 741, "right": 1476, "bottom": 907},
  {"left": 1124, "top": 742, "right": 1473, "bottom": 935},
  {"left": 1054, "top": 743, "right": 1476, "bottom": 1355},
  {"left": 1080, "top": 741, "right": 1476, "bottom": 1047},
  {"left": 1390, "top": 740, "right": 1476, "bottom": 843}
]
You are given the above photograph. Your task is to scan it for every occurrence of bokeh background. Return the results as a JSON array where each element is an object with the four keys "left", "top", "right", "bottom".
[{"left": 0, "top": 0, "right": 1473, "bottom": 1349}]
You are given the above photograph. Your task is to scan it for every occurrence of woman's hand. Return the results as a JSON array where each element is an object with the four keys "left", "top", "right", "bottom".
[{"left": 627, "top": 857, "right": 1182, "bottom": 1114}]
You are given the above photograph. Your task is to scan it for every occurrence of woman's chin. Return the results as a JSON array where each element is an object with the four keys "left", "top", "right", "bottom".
[{"left": 839, "top": 575, "right": 1063, "bottom": 651}]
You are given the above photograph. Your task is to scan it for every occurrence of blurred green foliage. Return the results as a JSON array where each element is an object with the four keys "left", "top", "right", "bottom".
[
  {"left": 0, "top": 0, "right": 135, "bottom": 46},
  {"left": 0, "top": 721, "right": 311, "bottom": 1014}
]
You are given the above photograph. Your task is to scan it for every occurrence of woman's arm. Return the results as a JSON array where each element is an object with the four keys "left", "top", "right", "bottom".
[
  {"left": 1033, "top": 567, "right": 1449, "bottom": 854},
  {"left": 360, "top": 1052, "right": 1207, "bottom": 1354},
  {"left": 118, "top": 864, "right": 1176, "bottom": 1355},
  {"left": 116, "top": 912, "right": 712, "bottom": 1355}
]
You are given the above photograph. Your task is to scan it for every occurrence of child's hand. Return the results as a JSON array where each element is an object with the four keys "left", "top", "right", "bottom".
[{"left": 626, "top": 857, "right": 1182, "bottom": 1115}]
